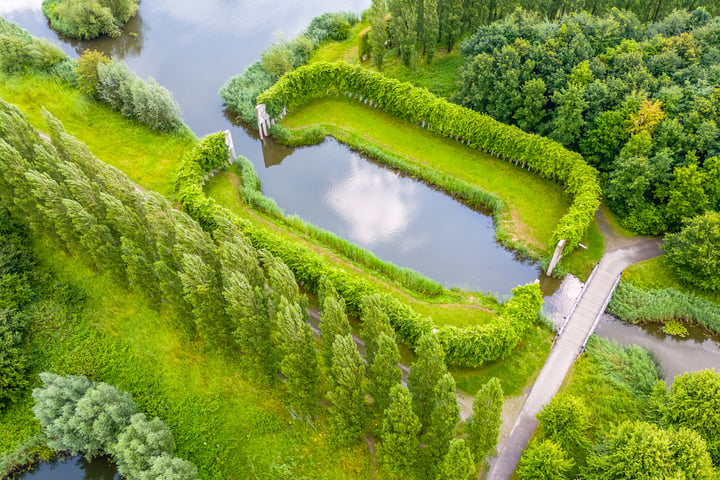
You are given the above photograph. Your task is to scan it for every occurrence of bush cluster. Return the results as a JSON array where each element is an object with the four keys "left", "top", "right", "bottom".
[
  {"left": 219, "top": 11, "right": 359, "bottom": 124},
  {"left": 0, "top": 18, "right": 67, "bottom": 75},
  {"left": 256, "top": 61, "right": 601, "bottom": 255},
  {"left": 96, "top": 60, "right": 184, "bottom": 132},
  {"left": 32, "top": 373, "right": 198, "bottom": 479},
  {"left": 174, "top": 131, "right": 545, "bottom": 367},
  {"left": 41, "top": 0, "right": 139, "bottom": 39}
]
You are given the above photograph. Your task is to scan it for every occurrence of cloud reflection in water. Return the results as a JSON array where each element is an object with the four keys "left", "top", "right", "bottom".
[
  {"left": 0, "top": 0, "right": 42, "bottom": 15},
  {"left": 326, "top": 155, "right": 417, "bottom": 246}
]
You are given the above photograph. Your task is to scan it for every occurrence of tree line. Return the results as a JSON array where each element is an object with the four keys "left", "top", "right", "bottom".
[{"left": 457, "top": 8, "right": 720, "bottom": 235}]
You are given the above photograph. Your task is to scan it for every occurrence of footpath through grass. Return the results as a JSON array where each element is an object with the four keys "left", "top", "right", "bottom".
[{"left": 282, "top": 96, "right": 570, "bottom": 254}]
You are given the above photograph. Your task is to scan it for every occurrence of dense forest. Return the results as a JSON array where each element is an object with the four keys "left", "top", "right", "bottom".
[{"left": 456, "top": 8, "right": 720, "bottom": 234}]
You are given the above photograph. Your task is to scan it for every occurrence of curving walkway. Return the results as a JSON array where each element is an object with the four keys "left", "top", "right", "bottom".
[{"left": 486, "top": 236, "right": 662, "bottom": 480}]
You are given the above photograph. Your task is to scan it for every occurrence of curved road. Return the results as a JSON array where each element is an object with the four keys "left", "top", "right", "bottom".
[{"left": 486, "top": 237, "right": 662, "bottom": 480}]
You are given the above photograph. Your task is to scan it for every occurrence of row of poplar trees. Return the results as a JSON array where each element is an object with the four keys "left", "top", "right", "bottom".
[
  {"left": 0, "top": 99, "right": 503, "bottom": 478},
  {"left": 367, "top": 0, "right": 486, "bottom": 68}
]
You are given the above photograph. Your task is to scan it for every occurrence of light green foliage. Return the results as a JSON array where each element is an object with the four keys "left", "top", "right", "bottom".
[
  {"left": 367, "top": 333, "right": 402, "bottom": 415},
  {"left": 327, "top": 335, "right": 367, "bottom": 445},
  {"left": 359, "top": 294, "right": 395, "bottom": 365},
  {"left": 320, "top": 295, "right": 351, "bottom": 371},
  {"left": 583, "top": 420, "right": 715, "bottom": 479},
  {"left": 137, "top": 454, "right": 198, "bottom": 480},
  {"left": 306, "top": 12, "right": 356, "bottom": 44},
  {"left": 465, "top": 377, "right": 503, "bottom": 461},
  {"left": 380, "top": 384, "right": 421, "bottom": 476},
  {"left": 42, "top": 0, "right": 139, "bottom": 39},
  {"left": 277, "top": 299, "right": 320, "bottom": 418},
  {"left": 661, "top": 369, "right": 720, "bottom": 464},
  {"left": 75, "top": 49, "right": 110, "bottom": 95},
  {"left": 665, "top": 162, "right": 709, "bottom": 229},
  {"left": 664, "top": 211, "right": 720, "bottom": 293},
  {"left": 112, "top": 413, "right": 175, "bottom": 479},
  {"left": 517, "top": 439, "right": 573, "bottom": 480},
  {"left": 407, "top": 333, "right": 447, "bottom": 428},
  {"left": 437, "top": 438, "right": 475, "bottom": 480},
  {"left": 0, "top": 18, "right": 66, "bottom": 74},
  {"left": 31, "top": 373, "right": 94, "bottom": 454},
  {"left": 536, "top": 394, "right": 590, "bottom": 452},
  {"left": 96, "top": 60, "right": 183, "bottom": 132},
  {"left": 424, "top": 372, "right": 460, "bottom": 470}
]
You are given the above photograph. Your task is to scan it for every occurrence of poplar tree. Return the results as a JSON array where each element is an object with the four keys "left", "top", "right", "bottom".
[
  {"left": 465, "top": 377, "right": 503, "bottom": 462},
  {"left": 320, "top": 294, "right": 351, "bottom": 371},
  {"left": 369, "top": 0, "right": 388, "bottom": 69},
  {"left": 438, "top": 439, "right": 475, "bottom": 480},
  {"left": 277, "top": 299, "right": 320, "bottom": 419},
  {"left": 438, "top": 0, "right": 462, "bottom": 51},
  {"left": 367, "top": 332, "right": 402, "bottom": 415},
  {"left": 327, "top": 335, "right": 367, "bottom": 445},
  {"left": 359, "top": 294, "right": 394, "bottom": 366},
  {"left": 424, "top": 372, "right": 460, "bottom": 469},
  {"left": 407, "top": 333, "right": 447, "bottom": 429},
  {"left": 380, "top": 384, "right": 421, "bottom": 476},
  {"left": 389, "top": 0, "right": 418, "bottom": 68},
  {"left": 422, "top": 0, "right": 439, "bottom": 63}
]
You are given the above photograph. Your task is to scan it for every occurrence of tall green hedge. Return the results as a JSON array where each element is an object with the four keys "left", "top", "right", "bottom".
[
  {"left": 257, "top": 62, "right": 601, "bottom": 255},
  {"left": 175, "top": 133, "right": 544, "bottom": 367}
]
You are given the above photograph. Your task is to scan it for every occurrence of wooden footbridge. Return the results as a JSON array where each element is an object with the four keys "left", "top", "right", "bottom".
[{"left": 486, "top": 239, "right": 662, "bottom": 480}]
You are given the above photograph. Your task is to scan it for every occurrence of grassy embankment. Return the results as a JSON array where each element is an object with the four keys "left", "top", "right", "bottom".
[
  {"left": 0, "top": 235, "right": 373, "bottom": 479},
  {"left": 0, "top": 73, "right": 551, "bottom": 389}
]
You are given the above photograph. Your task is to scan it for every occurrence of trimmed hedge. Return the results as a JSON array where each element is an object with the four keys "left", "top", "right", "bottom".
[
  {"left": 257, "top": 62, "right": 601, "bottom": 255},
  {"left": 175, "top": 133, "right": 545, "bottom": 367}
]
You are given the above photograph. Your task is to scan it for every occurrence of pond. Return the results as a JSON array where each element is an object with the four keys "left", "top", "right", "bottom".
[
  {"left": 2, "top": 0, "right": 541, "bottom": 296},
  {"left": 17, "top": 456, "right": 118, "bottom": 480}
]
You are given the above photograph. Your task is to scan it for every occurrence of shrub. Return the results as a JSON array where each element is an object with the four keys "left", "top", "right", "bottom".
[
  {"left": 0, "top": 18, "right": 66, "bottom": 74},
  {"left": 76, "top": 49, "right": 111, "bottom": 95},
  {"left": 41, "top": 0, "right": 139, "bottom": 39},
  {"left": 218, "top": 62, "right": 276, "bottom": 124},
  {"left": 96, "top": 60, "right": 184, "bottom": 132},
  {"left": 306, "top": 12, "right": 357, "bottom": 44}
]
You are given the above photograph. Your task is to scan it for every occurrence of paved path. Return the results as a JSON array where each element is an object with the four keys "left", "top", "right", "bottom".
[{"left": 486, "top": 238, "right": 662, "bottom": 480}]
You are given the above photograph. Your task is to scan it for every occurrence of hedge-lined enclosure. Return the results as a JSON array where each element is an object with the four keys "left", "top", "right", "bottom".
[
  {"left": 174, "top": 131, "right": 544, "bottom": 367},
  {"left": 256, "top": 62, "right": 601, "bottom": 256}
]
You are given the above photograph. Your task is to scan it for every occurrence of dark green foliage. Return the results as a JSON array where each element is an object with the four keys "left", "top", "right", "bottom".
[
  {"left": 407, "top": 333, "right": 447, "bottom": 428},
  {"left": 368, "top": 0, "right": 389, "bottom": 68},
  {"left": 389, "top": 0, "right": 418, "bottom": 68},
  {"left": 437, "top": 438, "right": 475, "bottom": 480},
  {"left": 359, "top": 294, "right": 395, "bottom": 365},
  {"left": 96, "top": 60, "right": 184, "bottom": 132},
  {"left": 319, "top": 294, "right": 352, "bottom": 371},
  {"left": 583, "top": 420, "right": 715, "bottom": 479},
  {"left": 42, "top": 0, "right": 139, "bottom": 39},
  {"left": 457, "top": 8, "right": 720, "bottom": 234},
  {"left": 608, "top": 281, "right": 720, "bottom": 334},
  {"left": 257, "top": 61, "right": 600, "bottom": 255},
  {"left": 664, "top": 211, "right": 720, "bottom": 293},
  {"left": 517, "top": 439, "right": 573, "bottom": 480},
  {"left": 379, "top": 384, "right": 421, "bottom": 476},
  {"left": 327, "top": 335, "right": 367, "bottom": 445},
  {"left": 0, "top": 18, "right": 66, "bottom": 75},
  {"left": 465, "top": 377, "right": 503, "bottom": 462}
]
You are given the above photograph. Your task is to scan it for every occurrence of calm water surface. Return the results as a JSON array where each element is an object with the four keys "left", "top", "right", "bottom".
[
  {"left": 19, "top": 456, "right": 117, "bottom": 480},
  {"left": 3, "top": 0, "right": 541, "bottom": 296}
]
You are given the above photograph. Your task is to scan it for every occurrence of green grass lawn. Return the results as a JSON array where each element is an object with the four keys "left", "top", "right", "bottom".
[
  {"left": 282, "top": 96, "right": 571, "bottom": 254},
  {"left": 18, "top": 237, "right": 373, "bottom": 480},
  {"left": 623, "top": 256, "right": 720, "bottom": 304},
  {"left": 0, "top": 73, "right": 195, "bottom": 197}
]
